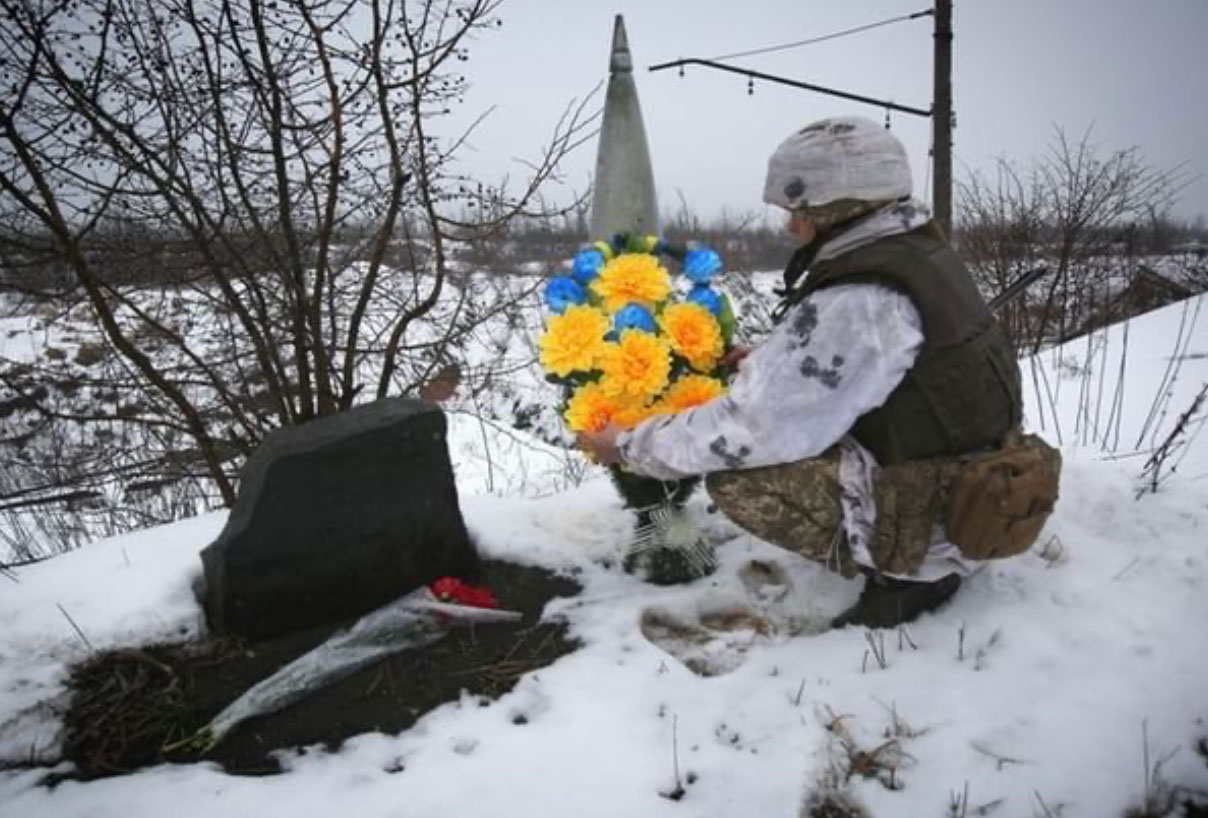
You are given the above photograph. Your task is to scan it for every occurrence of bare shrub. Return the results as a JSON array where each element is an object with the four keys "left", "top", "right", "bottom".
[
  {"left": 0, "top": 0, "right": 593, "bottom": 547},
  {"left": 958, "top": 126, "right": 1189, "bottom": 353}
]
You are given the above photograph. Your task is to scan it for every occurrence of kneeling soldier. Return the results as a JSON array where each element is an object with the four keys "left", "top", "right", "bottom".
[{"left": 580, "top": 116, "right": 1059, "bottom": 629}]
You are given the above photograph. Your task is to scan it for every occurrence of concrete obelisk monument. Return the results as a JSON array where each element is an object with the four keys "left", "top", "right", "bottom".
[
  {"left": 590, "top": 15, "right": 659, "bottom": 239},
  {"left": 588, "top": 16, "right": 717, "bottom": 585}
]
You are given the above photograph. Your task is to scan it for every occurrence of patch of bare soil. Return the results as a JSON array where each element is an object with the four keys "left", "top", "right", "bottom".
[{"left": 58, "top": 560, "right": 581, "bottom": 779}]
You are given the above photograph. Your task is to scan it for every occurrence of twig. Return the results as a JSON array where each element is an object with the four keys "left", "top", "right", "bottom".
[
  {"left": 846, "top": 738, "right": 908, "bottom": 786},
  {"left": 1111, "top": 556, "right": 1142, "bottom": 581},
  {"left": 658, "top": 714, "right": 687, "bottom": 801},
  {"left": 1137, "top": 379, "right": 1208, "bottom": 496},
  {"left": 672, "top": 715, "right": 681, "bottom": 787},
  {"left": 1135, "top": 297, "right": 1200, "bottom": 450},
  {"left": 1033, "top": 790, "right": 1063, "bottom": 817},
  {"left": 1031, "top": 353, "right": 1063, "bottom": 445},
  {"left": 1143, "top": 719, "right": 1152, "bottom": 803},
  {"left": 1027, "top": 353, "right": 1050, "bottom": 434},
  {"left": 464, "top": 366, "right": 496, "bottom": 494},
  {"left": 972, "top": 797, "right": 1006, "bottom": 816},
  {"left": 1107, "top": 316, "right": 1130, "bottom": 451},
  {"left": 1093, "top": 317, "right": 1110, "bottom": 446},
  {"left": 1074, "top": 325, "right": 1095, "bottom": 446},
  {"left": 971, "top": 740, "right": 1027, "bottom": 770},
  {"left": 57, "top": 603, "right": 93, "bottom": 650},
  {"left": 864, "top": 630, "right": 887, "bottom": 671},
  {"left": 875, "top": 699, "right": 928, "bottom": 740},
  {"left": 948, "top": 781, "right": 969, "bottom": 818},
  {"left": 973, "top": 629, "right": 1002, "bottom": 672},
  {"left": 1140, "top": 718, "right": 1181, "bottom": 812}
]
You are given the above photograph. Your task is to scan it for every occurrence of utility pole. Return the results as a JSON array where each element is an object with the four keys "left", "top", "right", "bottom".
[{"left": 933, "top": 0, "right": 953, "bottom": 236}]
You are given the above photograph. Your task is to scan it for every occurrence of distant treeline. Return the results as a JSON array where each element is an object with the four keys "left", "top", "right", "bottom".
[{"left": 4, "top": 209, "right": 1204, "bottom": 296}]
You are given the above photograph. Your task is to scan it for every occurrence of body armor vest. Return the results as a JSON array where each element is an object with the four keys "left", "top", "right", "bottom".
[{"left": 787, "top": 226, "right": 1022, "bottom": 465}]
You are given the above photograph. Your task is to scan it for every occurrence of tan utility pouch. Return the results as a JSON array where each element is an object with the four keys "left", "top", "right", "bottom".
[{"left": 946, "top": 432, "right": 1062, "bottom": 560}]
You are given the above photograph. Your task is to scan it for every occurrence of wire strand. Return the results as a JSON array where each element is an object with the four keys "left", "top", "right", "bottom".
[{"left": 707, "top": 9, "right": 934, "bottom": 63}]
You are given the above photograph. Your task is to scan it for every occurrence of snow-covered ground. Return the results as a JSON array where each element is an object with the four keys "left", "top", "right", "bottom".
[{"left": 1, "top": 294, "right": 1206, "bottom": 817}]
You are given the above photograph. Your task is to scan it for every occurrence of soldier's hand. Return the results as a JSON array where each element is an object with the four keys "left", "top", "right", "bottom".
[
  {"left": 577, "top": 423, "right": 623, "bottom": 465},
  {"left": 720, "top": 345, "right": 751, "bottom": 370}
]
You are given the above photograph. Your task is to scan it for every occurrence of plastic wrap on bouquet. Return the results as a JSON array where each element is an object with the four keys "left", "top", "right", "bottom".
[
  {"left": 176, "top": 586, "right": 520, "bottom": 751},
  {"left": 610, "top": 467, "right": 717, "bottom": 585}
]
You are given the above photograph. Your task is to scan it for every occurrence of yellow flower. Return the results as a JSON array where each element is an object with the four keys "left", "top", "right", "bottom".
[
  {"left": 564, "top": 382, "right": 621, "bottom": 433},
  {"left": 538, "top": 305, "right": 610, "bottom": 377},
  {"left": 659, "top": 302, "right": 724, "bottom": 372},
  {"left": 590, "top": 253, "right": 672, "bottom": 312},
  {"left": 612, "top": 401, "right": 653, "bottom": 430},
  {"left": 564, "top": 382, "right": 651, "bottom": 434},
  {"left": 599, "top": 330, "right": 671, "bottom": 403},
  {"left": 661, "top": 374, "right": 727, "bottom": 412}
]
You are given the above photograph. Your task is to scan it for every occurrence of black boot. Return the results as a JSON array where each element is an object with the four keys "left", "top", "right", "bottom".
[{"left": 831, "top": 572, "right": 962, "bottom": 630}]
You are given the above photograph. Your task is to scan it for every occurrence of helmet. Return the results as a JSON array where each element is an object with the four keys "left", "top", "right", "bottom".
[{"left": 763, "top": 116, "right": 912, "bottom": 211}]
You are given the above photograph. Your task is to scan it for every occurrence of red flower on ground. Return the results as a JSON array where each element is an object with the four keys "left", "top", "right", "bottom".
[{"left": 429, "top": 577, "right": 500, "bottom": 609}]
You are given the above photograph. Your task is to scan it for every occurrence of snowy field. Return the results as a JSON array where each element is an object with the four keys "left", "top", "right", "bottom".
[{"left": 0, "top": 292, "right": 1206, "bottom": 816}]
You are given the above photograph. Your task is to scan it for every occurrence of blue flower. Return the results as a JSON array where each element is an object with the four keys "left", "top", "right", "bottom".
[
  {"left": 686, "top": 285, "right": 724, "bottom": 316},
  {"left": 612, "top": 303, "right": 657, "bottom": 334},
  {"left": 683, "top": 245, "right": 722, "bottom": 284},
  {"left": 572, "top": 248, "right": 606, "bottom": 285},
  {"left": 543, "top": 276, "right": 587, "bottom": 314}
]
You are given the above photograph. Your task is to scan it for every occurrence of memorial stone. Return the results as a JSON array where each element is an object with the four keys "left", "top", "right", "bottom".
[{"left": 197, "top": 398, "right": 480, "bottom": 640}]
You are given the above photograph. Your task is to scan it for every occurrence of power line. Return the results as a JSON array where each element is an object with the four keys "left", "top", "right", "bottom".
[{"left": 707, "top": 9, "right": 934, "bottom": 63}]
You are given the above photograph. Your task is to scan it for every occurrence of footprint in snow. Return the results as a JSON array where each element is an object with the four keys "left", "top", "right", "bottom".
[{"left": 639, "top": 558, "right": 822, "bottom": 677}]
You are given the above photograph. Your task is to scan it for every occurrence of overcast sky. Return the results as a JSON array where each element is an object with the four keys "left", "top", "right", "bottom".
[{"left": 444, "top": 0, "right": 1208, "bottom": 229}]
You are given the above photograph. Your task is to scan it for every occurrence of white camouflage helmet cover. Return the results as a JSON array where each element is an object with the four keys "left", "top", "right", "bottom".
[{"left": 763, "top": 116, "right": 913, "bottom": 211}]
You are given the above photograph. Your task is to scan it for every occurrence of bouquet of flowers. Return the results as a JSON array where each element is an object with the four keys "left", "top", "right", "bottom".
[{"left": 538, "top": 233, "right": 737, "bottom": 584}]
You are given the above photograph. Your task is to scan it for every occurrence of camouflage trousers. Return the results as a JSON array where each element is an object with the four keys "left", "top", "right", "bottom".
[
  {"left": 705, "top": 447, "right": 860, "bottom": 578},
  {"left": 706, "top": 447, "right": 963, "bottom": 578}
]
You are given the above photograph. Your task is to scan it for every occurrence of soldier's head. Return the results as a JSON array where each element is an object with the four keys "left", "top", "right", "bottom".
[{"left": 764, "top": 115, "right": 913, "bottom": 243}]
